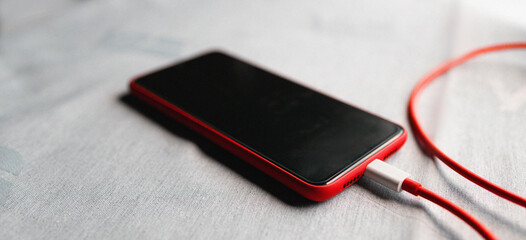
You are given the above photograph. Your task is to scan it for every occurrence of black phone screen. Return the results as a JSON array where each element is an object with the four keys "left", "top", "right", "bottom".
[{"left": 134, "top": 51, "right": 403, "bottom": 185}]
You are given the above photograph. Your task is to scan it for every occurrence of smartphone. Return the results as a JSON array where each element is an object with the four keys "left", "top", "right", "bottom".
[{"left": 129, "top": 51, "right": 406, "bottom": 201}]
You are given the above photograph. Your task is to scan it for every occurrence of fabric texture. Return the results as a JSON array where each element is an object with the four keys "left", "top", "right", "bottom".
[{"left": 1, "top": 0, "right": 526, "bottom": 239}]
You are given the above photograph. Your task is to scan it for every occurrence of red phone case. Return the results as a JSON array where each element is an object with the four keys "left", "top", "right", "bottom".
[{"left": 130, "top": 77, "right": 406, "bottom": 201}]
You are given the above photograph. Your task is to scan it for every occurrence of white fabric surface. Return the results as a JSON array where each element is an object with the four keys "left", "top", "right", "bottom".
[{"left": 1, "top": 0, "right": 526, "bottom": 239}]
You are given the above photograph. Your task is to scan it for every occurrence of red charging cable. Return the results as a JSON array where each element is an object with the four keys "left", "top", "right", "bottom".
[
  {"left": 408, "top": 42, "right": 526, "bottom": 208},
  {"left": 402, "top": 178, "right": 497, "bottom": 239},
  {"left": 365, "top": 42, "right": 526, "bottom": 240},
  {"left": 365, "top": 159, "right": 498, "bottom": 239}
]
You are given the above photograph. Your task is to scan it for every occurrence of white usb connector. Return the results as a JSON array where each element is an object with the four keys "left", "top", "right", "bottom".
[{"left": 363, "top": 159, "right": 410, "bottom": 192}]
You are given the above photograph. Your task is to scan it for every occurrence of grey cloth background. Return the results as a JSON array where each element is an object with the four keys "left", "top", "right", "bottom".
[{"left": 1, "top": 0, "right": 526, "bottom": 239}]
